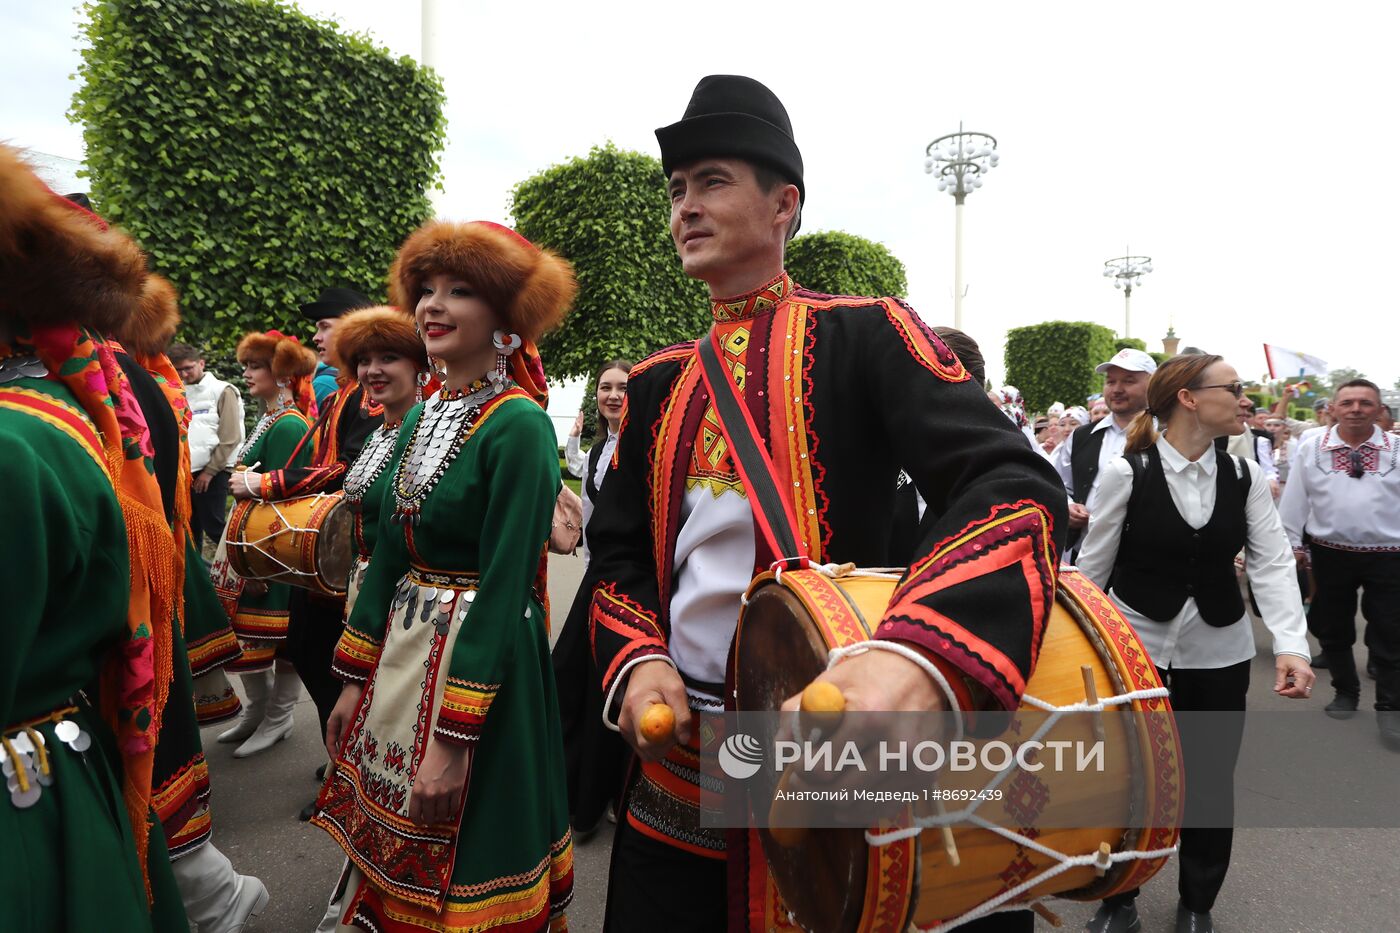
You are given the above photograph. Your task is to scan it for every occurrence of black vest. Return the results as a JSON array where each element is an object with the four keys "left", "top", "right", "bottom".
[
  {"left": 585, "top": 439, "right": 607, "bottom": 504},
  {"left": 1110, "top": 446, "right": 1251, "bottom": 627},
  {"left": 1069, "top": 423, "right": 1108, "bottom": 505}
]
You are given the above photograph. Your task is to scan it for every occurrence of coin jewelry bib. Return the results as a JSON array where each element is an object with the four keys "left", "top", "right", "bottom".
[
  {"left": 234, "top": 396, "right": 294, "bottom": 466},
  {"left": 344, "top": 422, "right": 400, "bottom": 509},
  {"left": 392, "top": 376, "right": 504, "bottom": 526}
]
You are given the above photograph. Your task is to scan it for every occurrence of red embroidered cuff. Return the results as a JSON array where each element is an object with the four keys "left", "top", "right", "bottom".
[
  {"left": 433, "top": 677, "right": 499, "bottom": 746},
  {"left": 590, "top": 584, "right": 669, "bottom": 700},
  {"left": 330, "top": 627, "right": 382, "bottom": 684}
]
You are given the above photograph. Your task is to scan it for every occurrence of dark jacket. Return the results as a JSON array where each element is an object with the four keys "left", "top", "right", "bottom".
[{"left": 586, "top": 279, "right": 1067, "bottom": 712}]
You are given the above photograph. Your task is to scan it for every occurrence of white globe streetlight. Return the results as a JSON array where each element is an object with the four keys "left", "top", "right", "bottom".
[
  {"left": 924, "top": 123, "right": 999, "bottom": 331},
  {"left": 1103, "top": 250, "right": 1154, "bottom": 339}
]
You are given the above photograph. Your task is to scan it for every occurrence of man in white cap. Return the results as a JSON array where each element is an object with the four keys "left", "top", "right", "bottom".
[{"left": 1052, "top": 348, "right": 1157, "bottom": 555}]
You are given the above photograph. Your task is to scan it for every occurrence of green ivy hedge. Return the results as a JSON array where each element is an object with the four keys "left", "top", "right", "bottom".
[
  {"left": 1005, "top": 321, "right": 1118, "bottom": 412},
  {"left": 1115, "top": 337, "right": 1147, "bottom": 352},
  {"left": 71, "top": 0, "right": 446, "bottom": 366},
  {"left": 785, "top": 230, "right": 908, "bottom": 298},
  {"left": 511, "top": 143, "right": 708, "bottom": 382}
]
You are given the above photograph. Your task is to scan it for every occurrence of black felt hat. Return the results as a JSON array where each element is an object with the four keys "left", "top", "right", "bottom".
[
  {"left": 299, "top": 286, "right": 373, "bottom": 322},
  {"left": 656, "top": 75, "right": 804, "bottom": 205}
]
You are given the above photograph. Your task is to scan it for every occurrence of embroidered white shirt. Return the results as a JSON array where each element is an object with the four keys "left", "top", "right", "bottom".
[
  {"left": 1279, "top": 426, "right": 1400, "bottom": 552},
  {"left": 1076, "top": 436, "right": 1310, "bottom": 669}
]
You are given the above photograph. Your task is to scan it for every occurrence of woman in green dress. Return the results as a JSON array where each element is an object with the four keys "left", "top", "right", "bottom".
[
  {"left": 313, "top": 221, "right": 576, "bottom": 932},
  {"left": 0, "top": 143, "right": 187, "bottom": 931},
  {"left": 326, "top": 305, "right": 433, "bottom": 630},
  {"left": 209, "top": 330, "right": 315, "bottom": 758}
]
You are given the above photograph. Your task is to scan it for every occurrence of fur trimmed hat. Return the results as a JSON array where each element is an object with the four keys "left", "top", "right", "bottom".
[
  {"left": 236, "top": 330, "right": 319, "bottom": 382},
  {"left": 0, "top": 144, "right": 149, "bottom": 333},
  {"left": 389, "top": 221, "right": 576, "bottom": 342},
  {"left": 115, "top": 273, "right": 181, "bottom": 356},
  {"left": 330, "top": 306, "right": 428, "bottom": 372}
]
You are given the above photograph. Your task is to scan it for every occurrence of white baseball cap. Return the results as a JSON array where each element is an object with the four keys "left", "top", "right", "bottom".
[{"left": 1095, "top": 348, "right": 1158, "bottom": 375}]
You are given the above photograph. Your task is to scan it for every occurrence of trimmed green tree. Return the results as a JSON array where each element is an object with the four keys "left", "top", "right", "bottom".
[
  {"left": 785, "top": 230, "right": 908, "bottom": 298},
  {"left": 511, "top": 143, "right": 707, "bottom": 382},
  {"left": 1005, "top": 321, "right": 1118, "bottom": 412},
  {"left": 71, "top": 0, "right": 446, "bottom": 365},
  {"left": 1115, "top": 337, "right": 1147, "bottom": 352}
]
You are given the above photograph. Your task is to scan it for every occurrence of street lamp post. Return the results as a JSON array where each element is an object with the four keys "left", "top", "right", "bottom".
[
  {"left": 924, "top": 123, "right": 998, "bottom": 331},
  {"left": 1102, "top": 250, "right": 1153, "bottom": 339}
]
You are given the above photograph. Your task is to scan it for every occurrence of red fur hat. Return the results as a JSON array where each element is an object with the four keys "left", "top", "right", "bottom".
[
  {"left": 0, "top": 144, "right": 149, "bottom": 332},
  {"left": 236, "top": 330, "right": 318, "bottom": 382},
  {"left": 116, "top": 273, "right": 181, "bottom": 356},
  {"left": 329, "top": 305, "right": 428, "bottom": 372},
  {"left": 389, "top": 221, "right": 576, "bottom": 342}
]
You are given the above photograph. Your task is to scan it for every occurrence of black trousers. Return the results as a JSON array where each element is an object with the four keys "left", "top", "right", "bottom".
[
  {"left": 1307, "top": 546, "right": 1400, "bottom": 710},
  {"left": 189, "top": 471, "right": 230, "bottom": 551},
  {"left": 602, "top": 803, "right": 1033, "bottom": 932},
  {"left": 1108, "top": 660, "right": 1250, "bottom": 914},
  {"left": 285, "top": 589, "right": 346, "bottom": 737}
]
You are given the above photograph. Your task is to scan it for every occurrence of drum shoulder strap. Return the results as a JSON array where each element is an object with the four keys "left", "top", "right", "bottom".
[{"left": 695, "top": 333, "right": 805, "bottom": 566}]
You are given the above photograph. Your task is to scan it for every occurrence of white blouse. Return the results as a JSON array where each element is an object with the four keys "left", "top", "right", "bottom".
[{"left": 1075, "top": 436, "right": 1310, "bottom": 669}]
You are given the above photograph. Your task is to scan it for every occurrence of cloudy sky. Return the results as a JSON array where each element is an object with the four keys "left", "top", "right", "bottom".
[{"left": 6, "top": 0, "right": 1397, "bottom": 399}]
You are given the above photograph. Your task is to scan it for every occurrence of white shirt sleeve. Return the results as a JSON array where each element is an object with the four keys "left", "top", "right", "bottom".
[
  {"left": 1255, "top": 436, "right": 1279, "bottom": 483},
  {"left": 1240, "top": 459, "right": 1310, "bottom": 658},
  {"left": 565, "top": 434, "right": 587, "bottom": 478},
  {"left": 1073, "top": 457, "right": 1134, "bottom": 587},
  {"left": 1277, "top": 443, "right": 1311, "bottom": 549},
  {"left": 1050, "top": 431, "right": 1076, "bottom": 497}
]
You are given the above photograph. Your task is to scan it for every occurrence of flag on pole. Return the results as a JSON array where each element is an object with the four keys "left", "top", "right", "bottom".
[{"left": 1263, "top": 344, "right": 1328, "bottom": 380}]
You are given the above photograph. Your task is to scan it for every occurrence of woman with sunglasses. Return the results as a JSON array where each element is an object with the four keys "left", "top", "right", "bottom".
[{"left": 1076, "top": 354, "right": 1314, "bottom": 933}]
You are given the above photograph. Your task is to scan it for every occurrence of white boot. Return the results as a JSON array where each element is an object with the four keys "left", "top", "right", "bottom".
[
  {"left": 233, "top": 660, "right": 300, "bottom": 758},
  {"left": 170, "top": 840, "right": 269, "bottom": 933},
  {"left": 216, "top": 669, "right": 271, "bottom": 744},
  {"left": 316, "top": 861, "right": 356, "bottom": 933}
]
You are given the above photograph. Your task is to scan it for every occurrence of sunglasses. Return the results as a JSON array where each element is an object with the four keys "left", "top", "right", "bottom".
[
  {"left": 1193, "top": 381, "right": 1246, "bottom": 398},
  {"left": 1349, "top": 448, "right": 1366, "bottom": 479}
]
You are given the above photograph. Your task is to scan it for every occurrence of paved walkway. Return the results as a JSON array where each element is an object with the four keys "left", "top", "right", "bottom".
[{"left": 204, "top": 556, "right": 1398, "bottom": 932}]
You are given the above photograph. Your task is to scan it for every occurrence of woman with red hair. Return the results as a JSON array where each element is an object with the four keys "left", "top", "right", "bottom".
[
  {"left": 208, "top": 331, "right": 315, "bottom": 758},
  {"left": 313, "top": 222, "right": 576, "bottom": 932}
]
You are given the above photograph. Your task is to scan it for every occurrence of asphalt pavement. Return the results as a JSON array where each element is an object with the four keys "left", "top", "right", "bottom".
[{"left": 203, "top": 555, "right": 1399, "bottom": 932}]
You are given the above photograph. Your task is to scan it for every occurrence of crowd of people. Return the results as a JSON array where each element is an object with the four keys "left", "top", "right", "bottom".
[{"left": 2, "top": 72, "right": 1396, "bottom": 933}]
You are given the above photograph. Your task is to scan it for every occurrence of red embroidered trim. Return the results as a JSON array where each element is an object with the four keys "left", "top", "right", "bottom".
[
  {"left": 880, "top": 500, "right": 1057, "bottom": 710},
  {"left": 880, "top": 297, "right": 969, "bottom": 383},
  {"left": 434, "top": 676, "right": 499, "bottom": 746},
  {"left": 590, "top": 583, "right": 669, "bottom": 694},
  {"left": 331, "top": 625, "right": 382, "bottom": 684}
]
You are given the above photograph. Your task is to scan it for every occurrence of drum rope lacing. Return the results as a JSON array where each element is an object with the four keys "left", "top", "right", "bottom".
[
  {"left": 865, "top": 682, "right": 1174, "bottom": 931},
  {"left": 233, "top": 494, "right": 338, "bottom": 580},
  {"left": 767, "top": 562, "right": 1177, "bottom": 931}
]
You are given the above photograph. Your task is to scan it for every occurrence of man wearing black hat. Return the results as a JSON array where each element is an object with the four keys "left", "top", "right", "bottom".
[
  {"left": 232, "top": 285, "right": 383, "bottom": 817},
  {"left": 585, "top": 75, "right": 1066, "bottom": 931},
  {"left": 302, "top": 286, "right": 371, "bottom": 406}
]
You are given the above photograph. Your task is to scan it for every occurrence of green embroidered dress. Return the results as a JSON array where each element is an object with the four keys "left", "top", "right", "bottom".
[
  {"left": 0, "top": 377, "right": 183, "bottom": 932},
  {"left": 313, "top": 387, "right": 574, "bottom": 932},
  {"left": 209, "top": 404, "right": 312, "bottom": 672}
]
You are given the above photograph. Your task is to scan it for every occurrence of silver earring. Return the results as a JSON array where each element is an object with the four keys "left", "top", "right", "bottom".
[{"left": 490, "top": 331, "right": 521, "bottom": 391}]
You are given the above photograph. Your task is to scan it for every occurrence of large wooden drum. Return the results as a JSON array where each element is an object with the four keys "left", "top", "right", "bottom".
[
  {"left": 734, "top": 566, "right": 1182, "bottom": 932},
  {"left": 225, "top": 492, "right": 354, "bottom": 598}
]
